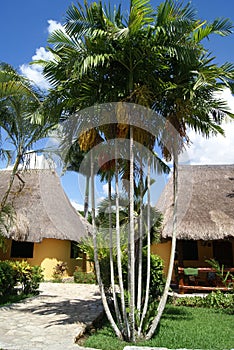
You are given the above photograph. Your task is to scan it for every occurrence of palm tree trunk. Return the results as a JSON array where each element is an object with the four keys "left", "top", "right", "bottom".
[
  {"left": 84, "top": 175, "right": 90, "bottom": 219},
  {"left": 138, "top": 155, "right": 151, "bottom": 335},
  {"left": 136, "top": 166, "right": 143, "bottom": 313},
  {"left": 115, "top": 141, "right": 130, "bottom": 340},
  {"left": 108, "top": 173, "right": 123, "bottom": 329},
  {"left": 129, "top": 125, "right": 135, "bottom": 342},
  {"left": 90, "top": 149, "right": 122, "bottom": 340},
  {"left": 146, "top": 154, "right": 178, "bottom": 340}
]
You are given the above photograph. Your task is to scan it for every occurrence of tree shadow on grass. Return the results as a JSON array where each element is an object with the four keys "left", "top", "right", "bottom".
[{"left": 161, "top": 305, "right": 193, "bottom": 321}]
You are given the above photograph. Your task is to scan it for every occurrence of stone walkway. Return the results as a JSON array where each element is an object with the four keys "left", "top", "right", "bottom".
[{"left": 0, "top": 282, "right": 103, "bottom": 350}]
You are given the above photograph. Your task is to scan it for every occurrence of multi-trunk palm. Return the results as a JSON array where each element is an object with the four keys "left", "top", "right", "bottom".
[{"left": 41, "top": 0, "right": 234, "bottom": 341}]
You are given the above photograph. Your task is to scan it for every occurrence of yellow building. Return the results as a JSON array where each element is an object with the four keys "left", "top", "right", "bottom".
[
  {"left": 154, "top": 164, "right": 234, "bottom": 290},
  {"left": 0, "top": 169, "right": 91, "bottom": 279}
]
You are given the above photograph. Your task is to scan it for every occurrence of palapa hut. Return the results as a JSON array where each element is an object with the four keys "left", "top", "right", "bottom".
[
  {"left": 152, "top": 164, "right": 234, "bottom": 281},
  {"left": 0, "top": 169, "right": 91, "bottom": 279}
]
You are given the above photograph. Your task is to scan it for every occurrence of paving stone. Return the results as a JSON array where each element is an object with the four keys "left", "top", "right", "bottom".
[{"left": 0, "top": 282, "right": 102, "bottom": 350}]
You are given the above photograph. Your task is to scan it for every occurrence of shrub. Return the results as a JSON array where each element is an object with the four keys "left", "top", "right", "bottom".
[
  {"left": 73, "top": 270, "right": 96, "bottom": 284},
  {"left": 29, "top": 265, "right": 44, "bottom": 294},
  {"left": 172, "top": 295, "right": 205, "bottom": 308},
  {"left": 0, "top": 260, "right": 43, "bottom": 297},
  {"left": 205, "top": 290, "right": 234, "bottom": 309},
  {"left": 145, "top": 253, "right": 165, "bottom": 298},
  {"left": 0, "top": 261, "right": 15, "bottom": 296},
  {"left": 172, "top": 291, "right": 234, "bottom": 310},
  {"left": 122, "top": 251, "right": 165, "bottom": 299},
  {"left": 52, "top": 261, "right": 68, "bottom": 282},
  {"left": 11, "top": 260, "right": 44, "bottom": 294},
  {"left": 206, "top": 258, "right": 234, "bottom": 290}
]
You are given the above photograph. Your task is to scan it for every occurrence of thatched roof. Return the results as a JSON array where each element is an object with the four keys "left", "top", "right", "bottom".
[
  {"left": 156, "top": 164, "right": 234, "bottom": 240},
  {"left": 0, "top": 169, "right": 91, "bottom": 242}
]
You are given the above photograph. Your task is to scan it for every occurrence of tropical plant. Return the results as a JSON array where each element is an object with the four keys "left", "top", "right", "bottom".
[
  {"left": 206, "top": 258, "right": 234, "bottom": 290},
  {"left": 40, "top": 0, "right": 234, "bottom": 342},
  {"left": 173, "top": 291, "right": 234, "bottom": 310},
  {"left": 0, "top": 260, "right": 15, "bottom": 296},
  {"left": 0, "top": 63, "right": 58, "bottom": 208},
  {"left": 11, "top": 260, "right": 44, "bottom": 294},
  {"left": 52, "top": 261, "right": 68, "bottom": 283},
  {"left": 0, "top": 260, "right": 43, "bottom": 296},
  {"left": 73, "top": 269, "right": 96, "bottom": 284}
]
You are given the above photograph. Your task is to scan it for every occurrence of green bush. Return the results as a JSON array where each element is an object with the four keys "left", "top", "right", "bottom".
[
  {"left": 52, "top": 261, "right": 68, "bottom": 283},
  {"left": 172, "top": 290, "right": 234, "bottom": 310},
  {"left": 0, "top": 261, "right": 16, "bottom": 296},
  {"left": 122, "top": 251, "right": 165, "bottom": 299},
  {"left": 0, "top": 260, "right": 43, "bottom": 297},
  {"left": 145, "top": 252, "right": 165, "bottom": 298},
  {"left": 11, "top": 260, "right": 44, "bottom": 294},
  {"left": 206, "top": 258, "right": 234, "bottom": 289},
  {"left": 205, "top": 290, "right": 234, "bottom": 309},
  {"left": 73, "top": 270, "right": 96, "bottom": 284},
  {"left": 172, "top": 295, "right": 205, "bottom": 308},
  {"left": 29, "top": 265, "right": 44, "bottom": 293}
]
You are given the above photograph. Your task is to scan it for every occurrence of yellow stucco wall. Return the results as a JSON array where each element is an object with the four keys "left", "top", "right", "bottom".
[
  {"left": 1, "top": 238, "right": 233, "bottom": 282},
  {"left": 0, "top": 238, "right": 88, "bottom": 280},
  {"left": 151, "top": 240, "right": 171, "bottom": 276},
  {"left": 151, "top": 239, "right": 234, "bottom": 283}
]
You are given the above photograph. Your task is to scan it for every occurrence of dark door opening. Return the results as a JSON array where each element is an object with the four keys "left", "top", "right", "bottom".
[{"left": 213, "top": 240, "right": 233, "bottom": 266}]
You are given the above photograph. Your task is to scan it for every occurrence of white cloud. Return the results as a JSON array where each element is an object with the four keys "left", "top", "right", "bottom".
[
  {"left": 19, "top": 19, "right": 65, "bottom": 91},
  {"left": 214, "top": 87, "right": 234, "bottom": 113},
  {"left": 181, "top": 88, "right": 234, "bottom": 165},
  {"left": 32, "top": 46, "right": 53, "bottom": 62},
  {"left": 47, "top": 19, "right": 65, "bottom": 34},
  {"left": 20, "top": 47, "right": 53, "bottom": 91},
  {"left": 70, "top": 200, "right": 84, "bottom": 212}
]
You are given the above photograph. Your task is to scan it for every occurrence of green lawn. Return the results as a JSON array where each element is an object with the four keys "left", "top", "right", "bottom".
[{"left": 84, "top": 306, "right": 234, "bottom": 350}]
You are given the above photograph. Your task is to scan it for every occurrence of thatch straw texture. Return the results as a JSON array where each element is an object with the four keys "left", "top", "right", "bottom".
[
  {"left": 0, "top": 169, "right": 91, "bottom": 242},
  {"left": 157, "top": 165, "right": 234, "bottom": 240}
]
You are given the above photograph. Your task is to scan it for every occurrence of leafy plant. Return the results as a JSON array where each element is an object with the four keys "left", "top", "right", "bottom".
[
  {"left": 0, "top": 261, "right": 15, "bottom": 296},
  {"left": 52, "top": 261, "right": 68, "bottom": 282},
  {"left": 29, "top": 265, "right": 44, "bottom": 293},
  {"left": 78, "top": 228, "right": 127, "bottom": 288},
  {"left": 206, "top": 258, "right": 234, "bottom": 290},
  {"left": 205, "top": 290, "right": 234, "bottom": 309},
  {"left": 122, "top": 251, "right": 165, "bottom": 300},
  {"left": 0, "top": 260, "right": 43, "bottom": 297},
  {"left": 11, "top": 260, "right": 44, "bottom": 294},
  {"left": 171, "top": 291, "right": 234, "bottom": 311},
  {"left": 73, "top": 269, "right": 96, "bottom": 284}
]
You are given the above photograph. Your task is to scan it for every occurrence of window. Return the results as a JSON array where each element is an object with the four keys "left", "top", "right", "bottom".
[
  {"left": 10, "top": 240, "right": 34, "bottom": 258},
  {"left": 182, "top": 240, "right": 198, "bottom": 260},
  {"left": 70, "top": 241, "right": 83, "bottom": 259}
]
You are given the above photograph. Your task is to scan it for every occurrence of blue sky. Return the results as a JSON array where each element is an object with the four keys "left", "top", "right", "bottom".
[
  {"left": 1, "top": 0, "right": 234, "bottom": 69},
  {"left": 1, "top": 0, "right": 234, "bottom": 210}
]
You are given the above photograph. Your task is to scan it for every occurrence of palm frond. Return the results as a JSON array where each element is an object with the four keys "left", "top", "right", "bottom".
[{"left": 128, "top": 0, "right": 154, "bottom": 34}]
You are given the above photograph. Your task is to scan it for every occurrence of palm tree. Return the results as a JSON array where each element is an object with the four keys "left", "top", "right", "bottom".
[
  {"left": 40, "top": 0, "right": 234, "bottom": 341},
  {"left": 0, "top": 63, "right": 56, "bottom": 208}
]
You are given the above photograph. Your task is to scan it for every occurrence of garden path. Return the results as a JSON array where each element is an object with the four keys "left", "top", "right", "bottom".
[{"left": 0, "top": 282, "right": 102, "bottom": 350}]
